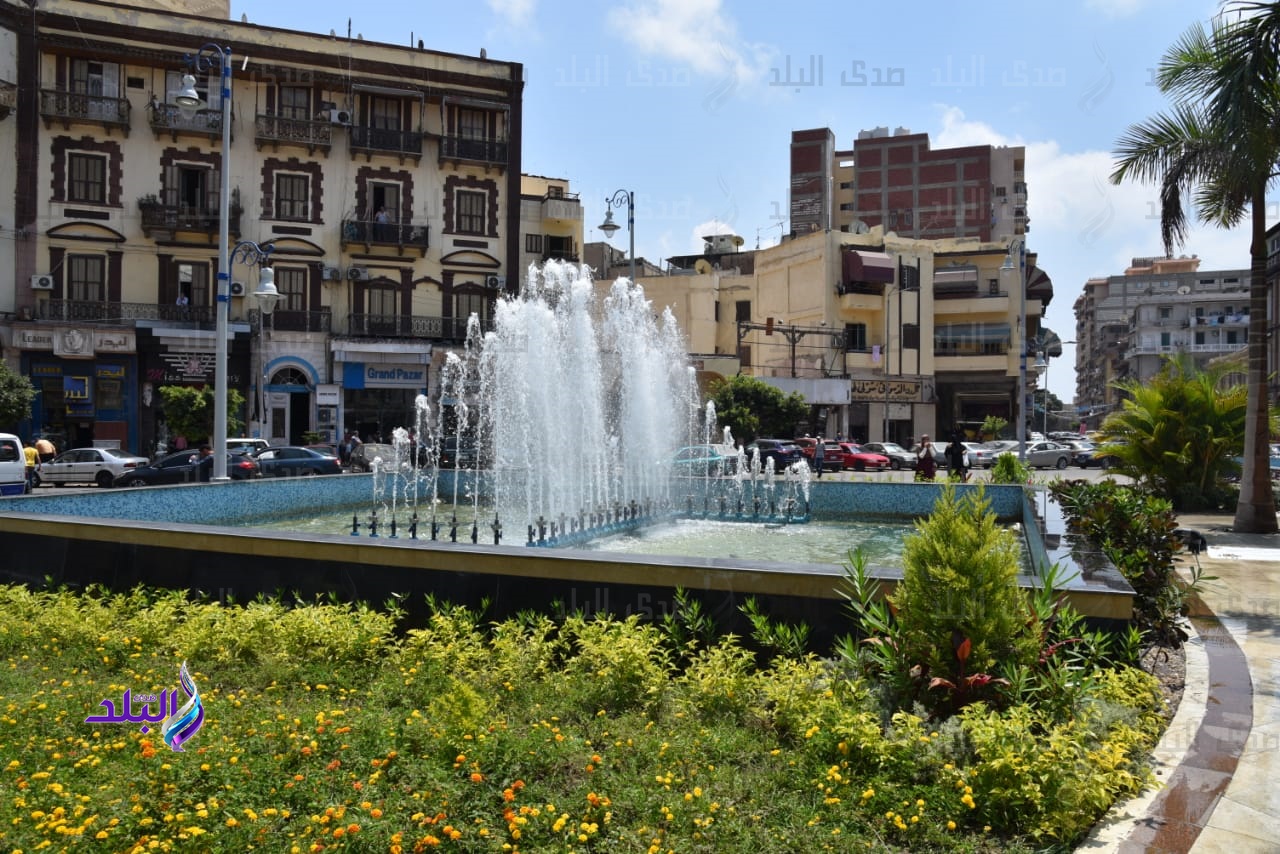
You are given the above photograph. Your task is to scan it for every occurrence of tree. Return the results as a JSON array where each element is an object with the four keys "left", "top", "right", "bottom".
[
  {"left": 0, "top": 362, "right": 36, "bottom": 430},
  {"left": 1111, "top": 7, "right": 1280, "bottom": 532},
  {"left": 159, "top": 385, "right": 245, "bottom": 444},
  {"left": 708, "top": 375, "right": 808, "bottom": 443},
  {"left": 1097, "top": 354, "right": 1263, "bottom": 510}
]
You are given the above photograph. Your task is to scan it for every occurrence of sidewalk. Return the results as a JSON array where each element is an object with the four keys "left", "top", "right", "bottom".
[{"left": 1081, "top": 513, "right": 1280, "bottom": 853}]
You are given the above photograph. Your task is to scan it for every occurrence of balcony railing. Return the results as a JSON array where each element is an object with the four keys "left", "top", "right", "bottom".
[
  {"left": 39, "top": 89, "right": 131, "bottom": 132},
  {"left": 254, "top": 114, "right": 332, "bottom": 154},
  {"left": 147, "top": 103, "right": 225, "bottom": 140},
  {"left": 250, "top": 308, "right": 332, "bottom": 333},
  {"left": 343, "top": 313, "right": 488, "bottom": 340},
  {"left": 540, "top": 194, "right": 582, "bottom": 221},
  {"left": 438, "top": 134, "right": 509, "bottom": 167},
  {"left": 139, "top": 201, "right": 240, "bottom": 239},
  {"left": 36, "top": 300, "right": 217, "bottom": 325},
  {"left": 349, "top": 126, "right": 423, "bottom": 160},
  {"left": 340, "top": 219, "right": 429, "bottom": 256}
]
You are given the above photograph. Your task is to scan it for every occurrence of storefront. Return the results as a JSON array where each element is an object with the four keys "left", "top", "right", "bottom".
[
  {"left": 17, "top": 327, "right": 138, "bottom": 453},
  {"left": 332, "top": 341, "right": 432, "bottom": 443}
]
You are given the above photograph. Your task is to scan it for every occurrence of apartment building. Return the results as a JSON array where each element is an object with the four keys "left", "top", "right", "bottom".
[
  {"left": 517, "top": 174, "right": 583, "bottom": 288},
  {"left": 644, "top": 225, "right": 1052, "bottom": 445},
  {"left": 1073, "top": 256, "right": 1249, "bottom": 425},
  {"left": 789, "top": 126, "right": 1026, "bottom": 242},
  {"left": 0, "top": 0, "right": 522, "bottom": 454}
]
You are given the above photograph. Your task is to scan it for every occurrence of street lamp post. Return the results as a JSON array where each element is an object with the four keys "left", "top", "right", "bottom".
[
  {"left": 1001, "top": 238, "right": 1029, "bottom": 460},
  {"left": 598, "top": 190, "right": 636, "bottom": 283},
  {"left": 230, "top": 242, "right": 280, "bottom": 440},
  {"left": 175, "top": 44, "right": 233, "bottom": 479}
]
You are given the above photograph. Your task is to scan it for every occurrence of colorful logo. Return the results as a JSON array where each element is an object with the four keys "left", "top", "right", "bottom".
[{"left": 85, "top": 661, "right": 205, "bottom": 752}]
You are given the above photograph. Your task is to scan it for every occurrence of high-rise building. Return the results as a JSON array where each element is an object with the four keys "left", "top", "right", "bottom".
[{"left": 789, "top": 127, "right": 1026, "bottom": 242}]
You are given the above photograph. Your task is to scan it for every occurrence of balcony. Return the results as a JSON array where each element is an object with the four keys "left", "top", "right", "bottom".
[
  {"left": 837, "top": 285, "right": 884, "bottom": 313},
  {"left": 36, "top": 299, "right": 217, "bottom": 326},
  {"left": 343, "top": 313, "right": 489, "bottom": 340},
  {"left": 540, "top": 192, "right": 582, "bottom": 222},
  {"left": 254, "top": 114, "right": 332, "bottom": 155},
  {"left": 0, "top": 79, "right": 15, "bottom": 120},
  {"left": 340, "top": 219, "right": 430, "bottom": 257},
  {"left": 138, "top": 199, "right": 241, "bottom": 242},
  {"left": 251, "top": 308, "right": 331, "bottom": 333},
  {"left": 147, "top": 102, "right": 226, "bottom": 142},
  {"left": 349, "top": 126, "right": 423, "bottom": 164},
  {"left": 39, "top": 89, "right": 131, "bottom": 134},
  {"left": 438, "top": 134, "right": 509, "bottom": 171}
]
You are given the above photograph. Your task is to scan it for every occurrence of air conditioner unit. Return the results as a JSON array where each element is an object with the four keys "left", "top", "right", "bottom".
[
  {"left": 229, "top": 281, "right": 246, "bottom": 297},
  {"left": 328, "top": 108, "right": 352, "bottom": 125},
  {"left": 322, "top": 265, "right": 342, "bottom": 282},
  {"left": 485, "top": 274, "right": 506, "bottom": 289},
  {"left": 347, "top": 266, "right": 369, "bottom": 281},
  {"left": 30, "top": 274, "right": 54, "bottom": 290}
]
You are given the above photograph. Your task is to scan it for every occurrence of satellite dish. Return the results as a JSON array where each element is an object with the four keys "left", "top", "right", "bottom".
[
  {"left": 695, "top": 259, "right": 713, "bottom": 275},
  {"left": 1176, "top": 285, "right": 1191, "bottom": 295},
  {"left": 732, "top": 235, "right": 744, "bottom": 247},
  {"left": 852, "top": 220, "right": 869, "bottom": 234}
]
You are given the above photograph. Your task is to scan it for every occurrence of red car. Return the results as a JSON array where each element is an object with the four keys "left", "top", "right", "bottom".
[
  {"left": 837, "top": 442, "right": 891, "bottom": 472},
  {"left": 793, "top": 438, "right": 845, "bottom": 472}
]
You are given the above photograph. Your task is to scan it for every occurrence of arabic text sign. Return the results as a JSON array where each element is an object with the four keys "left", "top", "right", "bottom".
[{"left": 85, "top": 661, "right": 205, "bottom": 752}]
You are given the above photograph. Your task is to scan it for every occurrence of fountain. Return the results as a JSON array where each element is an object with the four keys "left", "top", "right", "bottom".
[{"left": 0, "top": 263, "right": 1135, "bottom": 647}]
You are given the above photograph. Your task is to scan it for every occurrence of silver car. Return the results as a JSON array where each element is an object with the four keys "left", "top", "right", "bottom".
[
  {"left": 859, "top": 442, "right": 917, "bottom": 470},
  {"left": 36, "top": 446, "right": 150, "bottom": 488},
  {"left": 1018, "top": 441, "right": 1074, "bottom": 470}
]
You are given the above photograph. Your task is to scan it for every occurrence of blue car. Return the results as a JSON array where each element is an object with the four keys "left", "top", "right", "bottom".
[{"left": 671, "top": 444, "right": 740, "bottom": 477}]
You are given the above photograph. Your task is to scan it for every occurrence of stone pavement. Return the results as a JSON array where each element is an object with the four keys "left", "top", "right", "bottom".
[{"left": 1081, "top": 513, "right": 1280, "bottom": 854}]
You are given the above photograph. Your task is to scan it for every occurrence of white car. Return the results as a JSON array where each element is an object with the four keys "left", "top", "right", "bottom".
[
  {"left": 1011, "top": 441, "right": 1074, "bottom": 470},
  {"left": 36, "top": 447, "right": 151, "bottom": 488}
]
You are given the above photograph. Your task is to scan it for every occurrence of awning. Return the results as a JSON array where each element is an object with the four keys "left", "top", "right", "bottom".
[
  {"left": 933, "top": 265, "right": 978, "bottom": 295},
  {"left": 842, "top": 249, "right": 895, "bottom": 284}
]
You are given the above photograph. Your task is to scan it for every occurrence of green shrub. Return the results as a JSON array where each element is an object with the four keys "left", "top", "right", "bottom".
[{"left": 989, "top": 452, "right": 1032, "bottom": 484}]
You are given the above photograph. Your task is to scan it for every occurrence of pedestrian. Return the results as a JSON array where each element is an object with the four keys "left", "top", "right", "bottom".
[
  {"left": 814, "top": 436, "right": 826, "bottom": 479},
  {"left": 915, "top": 434, "right": 937, "bottom": 481},
  {"left": 196, "top": 444, "right": 214, "bottom": 482},
  {"left": 34, "top": 436, "right": 56, "bottom": 464},
  {"left": 945, "top": 432, "right": 969, "bottom": 482},
  {"left": 23, "top": 443, "right": 38, "bottom": 491}
]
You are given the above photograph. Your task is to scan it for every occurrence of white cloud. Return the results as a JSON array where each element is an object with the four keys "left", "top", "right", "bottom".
[
  {"left": 606, "top": 0, "right": 775, "bottom": 85},
  {"left": 486, "top": 0, "right": 536, "bottom": 28}
]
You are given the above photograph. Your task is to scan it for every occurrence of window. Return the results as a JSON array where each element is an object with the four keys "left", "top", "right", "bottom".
[
  {"left": 738, "top": 345, "right": 751, "bottom": 367},
  {"left": 177, "top": 262, "right": 210, "bottom": 306},
  {"left": 993, "top": 185, "right": 1007, "bottom": 197},
  {"left": 276, "top": 267, "right": 307, "bottom": 312},
  {"left": 1160, "top": 332, "right": 1171, "bottom": 347},
  {"left": 278, "top": 85, "right": 310, "bottom": 120},
  {"left": 714, "top": 302, "right": 720, "bottom": 323},
  {"left": 458, "top": 108, "right": 487, "bottom": 139},
  {"left": 456, "top": 290, "right": 489, "bottom": 326},
  {"left": 1227, "top": 330, "right": 1241, "bottom": 345},
  {"left": 275, "top": 173, "right": 309, "bottom": 220},
  {"left": 547, "top": 185, "right": 564, "bottom": 199},
  {"left": 68, "top": 153, "right": 106, "bottom": 203},
  {"left": 1195, "top": 331, "right": 1205, "bottom": 346},
  {"left": 901, "top": 323, "right": 919, "bottom": 350},
  {"left": 525, "top": 233, "right": 543, "bottom": 253},
  {"left": 67, "top": 255, "right": 105, "bottom": 302},
  {"left": 844, "top": 323, "right": 867, "bottom": 351},
  {"left": 456, "top": 190, "right": 485, "bottom": 234},
  {"left": 1159, "top": 306, "right": 1171, "bottom": 318},
  {"left": 368, "top": 286, "right": 397, "bottom": 317},
  {"left": 370, "top": 97, "right": 400, "bottom": 130},
  {"left": 735, "top": 300, "right": 751, "bottom": 323}
]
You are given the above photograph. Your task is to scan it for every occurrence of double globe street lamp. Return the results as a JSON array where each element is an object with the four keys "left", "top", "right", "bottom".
[{"left": 176, "top": 46, "right": 278, "bottom": 476}]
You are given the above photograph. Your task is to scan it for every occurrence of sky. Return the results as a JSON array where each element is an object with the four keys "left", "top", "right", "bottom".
[{"left": 231, "top": 0, "right": 1251, "bottom": 405}]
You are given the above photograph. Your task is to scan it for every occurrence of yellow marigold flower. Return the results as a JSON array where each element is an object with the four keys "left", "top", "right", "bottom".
[
  {"left": 96, "top": 830, "right": 108, "bottom": 839},
  {"left": 947, "top": 820, "right": 957, "bottom": 831},
  {"left": 225, "top": 818, "right": 238, "bottom": 828}
]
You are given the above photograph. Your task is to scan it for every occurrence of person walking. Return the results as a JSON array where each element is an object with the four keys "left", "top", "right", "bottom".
[
  {"left": 34, "top": 436, "right": 56, "bottom": 464},
  {"left": 814, "top": 436, "right": 826, "bottom": 479},
  {"left": 23, "top": 443, "right": 38, "bottom": 492},
  {"left": 945, "top": 432, "right": 969, "bottom": 482}
]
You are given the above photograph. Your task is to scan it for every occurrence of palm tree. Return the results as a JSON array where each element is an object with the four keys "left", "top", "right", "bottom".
[{"left": 1111, "top": 7, "right": 1280, "bottom": 532}]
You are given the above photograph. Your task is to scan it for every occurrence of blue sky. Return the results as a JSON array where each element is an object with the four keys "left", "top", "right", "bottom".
[{"left": 233, "top": 0, "right": 1245, "bottom": 404}]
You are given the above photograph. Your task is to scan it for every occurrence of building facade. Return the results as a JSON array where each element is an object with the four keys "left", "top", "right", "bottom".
[
  {"left": 0, "top": 0, "right": 522, "bottom": 453},
  {"left": 517, "top": 174, "right": 583, "bottom": 288},
  {"left": 1073, "top": 256, "right": 1249, "bottom": 427},
  {"left": 789, "top": 126, "right": 1026, "bottom": 243}
]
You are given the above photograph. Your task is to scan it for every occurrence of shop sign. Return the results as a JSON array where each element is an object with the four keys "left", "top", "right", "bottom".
[
  {"left": 363, "top": 365, "right": 426, "bottom": 389},
  {"left": 850, "top": 378, "right": 920, "bottom": 403}
]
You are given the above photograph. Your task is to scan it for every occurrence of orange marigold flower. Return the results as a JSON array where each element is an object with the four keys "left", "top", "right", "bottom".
[
  {"left": 370, "top": 808, "right": 382, "bottom": 819},
  {"left": 469, "top": 772, "right": 483, "bottom": 783},
  {"left": 325, "top": 760, "right": 341, "bottom": 771},
  {"left": 347, "top": 823, "right": 360, "bottom": 834},
  {"left": 503, "top": 788, "right": 516, "bottom": 802},
  {"left": 301, "top": 747, "right": 312, "bottom": 756}
]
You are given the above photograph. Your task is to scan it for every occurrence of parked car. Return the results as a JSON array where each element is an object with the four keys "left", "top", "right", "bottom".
[
  {"left": 743, "top": 438, "right": 805, "bottom": 472},
  {"left": 305, "top": 443, "right": 340, "bottom": 459},
  {"left": 114, "top": 451, "right": 260, "bottom": 486},
  {"left": 909, "top": 441, "right": 948, "bottom": 469},
  {"left": 793, "top": 437, "right": 844, "bottom": 472},
  {"left": 1002, "top": 440, "right": 1073, "bottom": 470},
  {"left": 251, "top": 446, "right": 343, "bottom": 478},
  {"left": 226, "top": 437, "right": 271, "bottom": 455},
  {"left": 1059, "top": 440, "right": 1098, "bottom": 468},
  {"left": 671, "top": 444, "right": 740, "bottom": 477},
  {"left": 859, "top": 442, "right": 917, "bottom": 470},
  {"left": 837, "top": 442, "right": 890, "bottom": 472},
  {"left": 961, "top": 442, "right": 995, "bottom": 469},
  {"left": 980, "top": 440, "right": 1020, "bottom": 456},
  {"left": 438, "top": 436, "right": 480, "bottom": 469},
  {"left": 349, "top": 443, "right": 400, "bottom": 473},
  {"left": 35, "top": 446, "right": 150, "bottom": 488}
]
